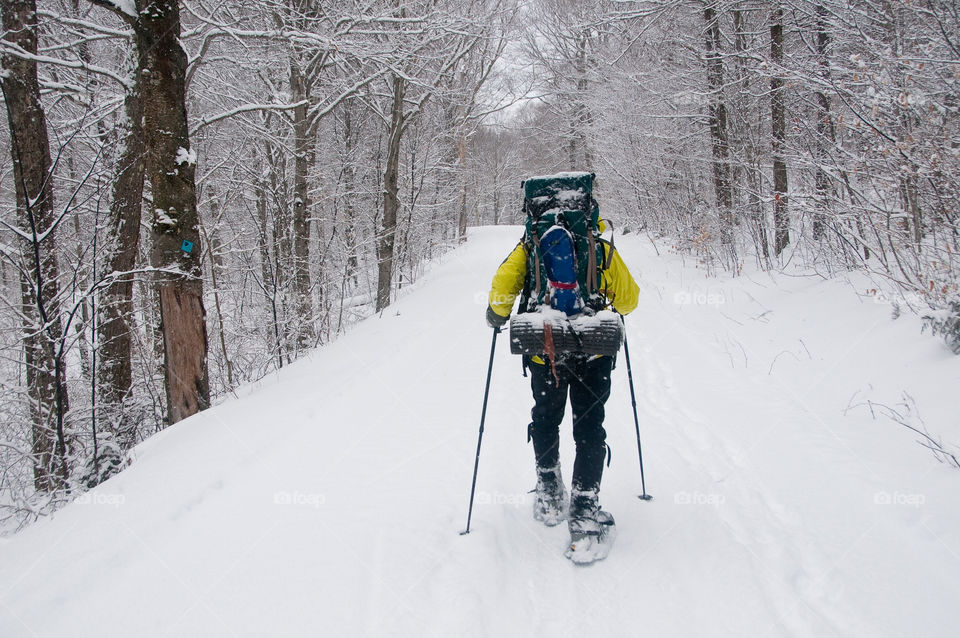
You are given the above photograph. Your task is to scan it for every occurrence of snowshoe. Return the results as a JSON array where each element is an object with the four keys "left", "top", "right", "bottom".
[
  {"left": 565, "top": 510, "right": 617, "bottom": 564},
  {"left": 533, "top": 465, "right": 567, "bottom": 527},
  {"left": 565, "top": 488, "right": 616, "bottom": 564}
]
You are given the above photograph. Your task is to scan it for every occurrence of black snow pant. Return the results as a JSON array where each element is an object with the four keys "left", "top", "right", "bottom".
[{"left": 527, "top": 353, "right": 613, "bottom": 493}]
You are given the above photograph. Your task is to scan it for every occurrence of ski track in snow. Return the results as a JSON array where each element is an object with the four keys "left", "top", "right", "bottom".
[{"left": 1, "top": 226, "right": 958, "bottom": 638}]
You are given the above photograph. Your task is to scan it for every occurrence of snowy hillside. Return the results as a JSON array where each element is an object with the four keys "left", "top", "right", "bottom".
[{"left": 1, "top": 226, "right": 957, "bottom": 637}]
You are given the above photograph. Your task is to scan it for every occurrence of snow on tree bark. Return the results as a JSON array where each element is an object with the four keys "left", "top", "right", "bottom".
[
  {"left": 290, "top": 64, "right": 316, "bottom": 348},
  {"left": 131, "top": 0, "right": 210, "bottom": 424},
  {"left": 377, "top": 73, "right": 405, "bottom": 313},
  {"left": 1, "top": 0, "right": 71, "bottom": 490},
  {"left": 97, "top": 57, "right": 146, "bottom": 449},
  {"left": 770, "top": 2, "right": 790, "bottom": 257},
  {"left": 703, "top": 2, "right": 734, "bottom": 249}
]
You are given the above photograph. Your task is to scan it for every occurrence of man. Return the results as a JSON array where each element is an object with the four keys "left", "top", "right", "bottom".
[{"left": 486, "top": 211, "right": 639, "bottom": 555}]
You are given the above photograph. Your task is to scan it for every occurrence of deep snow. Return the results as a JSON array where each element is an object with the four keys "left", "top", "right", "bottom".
[{"left": 1, "top": 226, "right": 958, "bottom": 637}]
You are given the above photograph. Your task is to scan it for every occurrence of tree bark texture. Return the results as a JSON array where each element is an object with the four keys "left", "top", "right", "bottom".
[
  {"left": 457, "top": 126, "right": 468, "bottom": 244},
  {"left": 289, "top": 50, "right": 316, "bottom": 349},
  {"left": 812, "top": 3, "right": 837, "bottom": 242},
  {"left": 732, "top": 9, "right": 769, "bottom": 261},
  {"left": 132, "top": 0, "right": 210, "bottom": 424},
  {"left": 771, "top": 3, "right": 790, "bottom": 256},
  {"left": 341, "top": 101, "right": 360, "bottom": 285},
  {"left": 376, "top": 74, "right": 405, "bottom": 312},
  {"left": 97, "top": 67, "right": 145, "bottom": 449},
  {"left": 256, "top": 178, "right": 284, "bottom": 369},
  {"left": 1, "top": 0, "right": 71, "bottom": 490},
  {"left": 704, "top": 4, "right": 734, "bottom": 246}
]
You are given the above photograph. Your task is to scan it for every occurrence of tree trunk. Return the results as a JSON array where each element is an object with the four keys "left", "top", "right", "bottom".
[
  {"left": 263, "top": 136, "right": 291, "bottom": 358},
  {"left": 289, "top": 53, "right": 315, "bottom": 349},
  {"left": 457, "top": 128, "right": 468, "bottom": 243},
  {"left": 881, "top": 1, "right": 923, "bottom": 246},
  {"left": 1, "top": 0, "right": 71, "bottom": 490},
  {"left": 733, "top": 9, "right": 769, "bottom": 263},
  {"left": 341, "top": 101, "right": 360, "bottom": 285},
  {"left": 771, "top": 2, "right": 790, "bottom": 256},
  {"left": 69, "top": 162, "right": 93, "bottom": 381},
  {"left": 134, "top": 0, "right": 210, "bottom": 425},
  {"left": 200, "top": 194, "right": 233, "bottom": 389},
  {"left": 97, "top": 66, "right": 146, "bottom": 449},
  {"left": 256, "top": 178, "right": 284, "bottom": 369},
  {"left": 571, "top": 30, "right": 592, "bottom": 170},
  {"left": 376, "top": 74, "right": 405, "bottom": 312},
  {"left": 812, "top": 3, "right": 836, "bottom": 242},
  {"left": 704, "top": 3, "right": 734, "bottom": 246}
]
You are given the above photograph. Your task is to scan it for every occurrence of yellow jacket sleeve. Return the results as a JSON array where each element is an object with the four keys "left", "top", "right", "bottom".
[
  {"left": 600, "top": 243, "right": 640, "bottom": 315},
  {"left": 488, "top": 242, "right": 527, "bottom": 318}
]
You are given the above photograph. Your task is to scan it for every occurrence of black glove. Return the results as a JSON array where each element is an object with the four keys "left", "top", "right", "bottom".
[{"left": 486, "top": 306, "right": 508, "bottom": 330}]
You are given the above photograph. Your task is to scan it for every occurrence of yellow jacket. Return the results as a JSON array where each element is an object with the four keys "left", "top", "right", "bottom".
[{"left": 488, "top": 239, "right": 639, "bottom": 320}]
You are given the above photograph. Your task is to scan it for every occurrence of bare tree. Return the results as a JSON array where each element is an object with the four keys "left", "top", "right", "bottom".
[
  {"left": 810, "top": 3, "right": 834, "bottom": 242},
  {"left": 283, "top": 0, "right": 321, "bottom": 349},
  {"left": 1, "top": 0, "right": 71, "bottom": 490},
  {"left": 376, "top": 71, "right": 405, "bottom": 312},
  {"left": 770, "top": 1, "right": 790, "bottom": 256},
  {"left": 89, "top": 0, "right": 209, "bottom": 424},
  {"left": 702, "top": 1, "right": 734, "bottom": 252},
  {"left": 97, "top": 51, "right": 146, "bottom": 450},
  {"left": 367, "top": 0, "right": 495, "bottom": 311}
]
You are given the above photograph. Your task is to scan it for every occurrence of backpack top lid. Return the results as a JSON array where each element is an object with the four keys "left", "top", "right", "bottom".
[{"left": 523, "top": 172, "right": 594, "bottom": 219}]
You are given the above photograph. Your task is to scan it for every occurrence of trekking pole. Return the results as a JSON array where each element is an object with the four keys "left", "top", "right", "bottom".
[
  {"left": 461, "top": 326, "right": 500, "bottom": 535},
  {"left": 621, "top": 316, "right": 652, "bottom": 501}
]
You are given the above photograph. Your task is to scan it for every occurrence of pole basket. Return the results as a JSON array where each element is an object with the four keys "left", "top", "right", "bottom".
[{"left": 509, "top": 310, "right": 624, "bottom": 357}]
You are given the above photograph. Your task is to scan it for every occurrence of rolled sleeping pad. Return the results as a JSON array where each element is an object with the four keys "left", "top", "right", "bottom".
[
  {"left": 509, "top": 310, "right": 624, "bottom": 357},
  {"left": 540, "top": 224, "right": 583, "bottom": 316}
]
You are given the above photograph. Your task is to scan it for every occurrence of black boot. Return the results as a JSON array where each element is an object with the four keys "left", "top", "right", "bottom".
[
  {"left": 566, "top": 488, "right": 616, "bottom": 563},
  {"left": 533, "top": 464, "right": 567, "bottom": 526},
  {"left": 568, "top": 488, "right": 601, "bottom": 536}
]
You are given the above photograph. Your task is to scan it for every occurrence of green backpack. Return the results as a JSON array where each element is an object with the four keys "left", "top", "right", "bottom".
[{"left": 519, "top": 172, "right": 610, "bottom": 314}]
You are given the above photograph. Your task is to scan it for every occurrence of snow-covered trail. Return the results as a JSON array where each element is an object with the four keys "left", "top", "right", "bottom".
[{"left": 2, "top": 226, "right": 958, "bottom": 638}]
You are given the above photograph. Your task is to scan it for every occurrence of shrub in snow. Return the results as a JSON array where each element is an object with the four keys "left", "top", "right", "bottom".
[
  {"left": 79, "top": 438, "right": 125, "bottom": 488},
  {"left": 923, "top": 297, "right": 960, "bottom": 355}
]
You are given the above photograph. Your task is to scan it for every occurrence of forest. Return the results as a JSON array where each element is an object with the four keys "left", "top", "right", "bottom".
[{"left": 1, "top": 0, "right": 957, "bottom": 531}]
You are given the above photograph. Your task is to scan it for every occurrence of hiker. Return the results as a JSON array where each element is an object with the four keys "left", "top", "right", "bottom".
[{"left": 485, "top": 172, "right": 639, "bottom": 561}]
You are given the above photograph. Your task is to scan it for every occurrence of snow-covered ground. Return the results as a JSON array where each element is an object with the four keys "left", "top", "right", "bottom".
[{"left": 1, "top": 226, "right": 957, "bottom": 637}]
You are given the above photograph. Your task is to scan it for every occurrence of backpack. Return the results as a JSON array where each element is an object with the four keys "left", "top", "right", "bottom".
[{"left": 519, "top": 172, "right": 610, "bottom": 316}]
